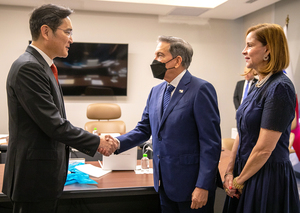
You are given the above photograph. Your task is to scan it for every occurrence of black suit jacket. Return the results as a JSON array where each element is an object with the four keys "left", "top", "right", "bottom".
[
  {"left": 3, "top": 46, "right": 100, "bottom": 202},
  {"left": 233, "top": 79, "right": 257, "bottom": 110}
]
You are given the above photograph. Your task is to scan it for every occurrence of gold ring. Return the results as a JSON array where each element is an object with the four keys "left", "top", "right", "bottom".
[{"left": 225, "top": 188, "right": 228, "bottom": 193}]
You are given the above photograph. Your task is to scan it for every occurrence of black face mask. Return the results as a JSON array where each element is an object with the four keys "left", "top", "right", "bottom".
[{"left": 150, "top": 57, "right": 176, "bottom": 80}]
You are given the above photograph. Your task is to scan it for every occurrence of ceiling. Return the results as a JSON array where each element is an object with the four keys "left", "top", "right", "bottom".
[{"left": 0, "top": 0, "right": 280, "bottom": 20}]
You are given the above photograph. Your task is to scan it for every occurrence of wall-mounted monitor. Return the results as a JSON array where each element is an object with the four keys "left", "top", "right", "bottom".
[{"left": 53, "top": 42, "right": 128, "bottom": 96}]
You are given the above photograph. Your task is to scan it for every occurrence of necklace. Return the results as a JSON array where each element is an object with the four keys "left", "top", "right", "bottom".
[{"left": 255, "top": 72, "right": 273, "bottom": 88}]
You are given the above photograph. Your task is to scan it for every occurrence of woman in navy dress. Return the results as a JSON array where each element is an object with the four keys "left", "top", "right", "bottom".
[{"left": 223, "top": 23, "right": 300, "bottom": 213}]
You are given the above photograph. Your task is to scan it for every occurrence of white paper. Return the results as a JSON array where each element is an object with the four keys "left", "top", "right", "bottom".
[
  {"left": 135, "top": 165, "right": 153, "bottom": 174},
  {"left": 75, "top": 164, "right": 111, "bottom": 177},
  {"left": 101, "top": 133, "right": 121, "bottom": 137},
  {"left": 0, "top": 134, "right": 8, "bottom": 144}
]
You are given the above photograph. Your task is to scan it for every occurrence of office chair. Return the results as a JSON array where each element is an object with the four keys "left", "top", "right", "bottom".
[
  {"left": 83, "top": 103, "right": 150, "bottom": 160},
  {"left": 221, "top": 138, "right": 235, "bottom": 151},
  {"left": 70, "top": 103, "right": 126, "bottom": 161},
  {"left": 0, "top": 136, "right": 9, "bottom": 163},
  {"left": 84, "top": 103, "right": 126, "bottom": 135}
]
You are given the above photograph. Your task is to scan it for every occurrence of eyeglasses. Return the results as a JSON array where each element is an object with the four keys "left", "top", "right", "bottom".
[{"left": 56, "top": 28, "right": 73, "bottom": 37}]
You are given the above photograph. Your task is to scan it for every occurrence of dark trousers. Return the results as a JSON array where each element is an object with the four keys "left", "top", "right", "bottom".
[
  {"left": 12, "top": 199, "right": 58, "bottom": 213},
  {"left": 159, "top": 183, "right": 215, "bottom": 213}
]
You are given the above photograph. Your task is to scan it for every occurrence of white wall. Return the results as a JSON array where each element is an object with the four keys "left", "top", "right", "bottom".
[
  {"left": 62, "top": 11, "right": 244, "bottom": 138},
  {"left": 0, "top": 5, "right": 244, "bottom": 138},
  {"left": 243, "top": 4, "right": 275, "bottom": 32},
  {"left": 2, "top": 0, "right": 300, "bottom": 139},
  {"left": 242, "top": 0, "right": 300, "bottom": 116},
  {"left": 274, "top": 0, "right": 300, "bottom": 98},
  {"left": 0, "top": 6, "right": 31, "bottom": 134}
]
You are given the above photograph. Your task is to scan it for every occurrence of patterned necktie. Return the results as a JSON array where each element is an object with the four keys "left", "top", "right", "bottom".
[
  {"left": 243, "top": 81, "right": 249, "bottom": 100},
  {"left": 50, "top": 64, "right": 59, "bottom": 84},
  {"left": 163, "top": 84, "right": 175, "bottom": 113}
]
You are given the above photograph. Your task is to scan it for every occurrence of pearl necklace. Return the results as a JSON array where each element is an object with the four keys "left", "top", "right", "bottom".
[{"left": 255, "top": 72, "right": 273, "bottom": 88}]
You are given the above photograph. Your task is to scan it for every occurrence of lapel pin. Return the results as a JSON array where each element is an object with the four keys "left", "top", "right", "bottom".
[{"left": 179, "top": 89, "right": 183, "bottom": 93}]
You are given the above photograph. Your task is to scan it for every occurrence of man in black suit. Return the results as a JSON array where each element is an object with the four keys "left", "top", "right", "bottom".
[
  {"left": 3, "top": 4, "right": 117, "bottom": 213},
  {"left": 233, "top": 67, "right": 257, "bottom": 110}
]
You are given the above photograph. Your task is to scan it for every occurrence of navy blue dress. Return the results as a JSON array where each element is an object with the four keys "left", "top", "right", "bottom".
[{"left": 223, "top": 71, "right": 300, "bottom": 213}]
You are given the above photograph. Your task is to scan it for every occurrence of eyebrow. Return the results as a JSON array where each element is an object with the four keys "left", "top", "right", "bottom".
[
  {"left": 60, "top": 27, "right": 72, "bottom": 31},
  {"left": 155, "top": 51, "right": 164, "bottom": 55}
]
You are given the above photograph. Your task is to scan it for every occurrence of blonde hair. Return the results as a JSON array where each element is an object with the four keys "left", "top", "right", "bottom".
[
  {"left": 241, "top": 67, "right": 256, "bottom": 76},
  {"left": 246, "top": 23, "right": 289, "bottom": 75}
]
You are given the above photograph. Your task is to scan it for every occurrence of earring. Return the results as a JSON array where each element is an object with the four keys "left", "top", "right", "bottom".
[{"left": 263, "top": 55, "right": 269, "bottom": 61}]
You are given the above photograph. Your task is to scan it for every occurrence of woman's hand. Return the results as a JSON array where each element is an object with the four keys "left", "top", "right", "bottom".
[
  {"left": 233, "top": 176, "right": 244, "bottom": 195},
  {"left": 223, "top": 173, "right": 240, "bottom": 199}
]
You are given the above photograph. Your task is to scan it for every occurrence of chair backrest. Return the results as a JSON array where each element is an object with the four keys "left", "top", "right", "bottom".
[{"left": 84, "top": 103, "right": 126, "bottom": 135}]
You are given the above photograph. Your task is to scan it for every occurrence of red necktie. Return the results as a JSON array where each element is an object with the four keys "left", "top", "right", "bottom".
[{"left": 50, "top": 64, "right": 59, "bottom": 84}]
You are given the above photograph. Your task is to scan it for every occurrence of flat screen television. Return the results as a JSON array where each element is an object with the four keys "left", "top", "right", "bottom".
[{"left": 53, "top": 42, "right": 128, "bottom": 96}]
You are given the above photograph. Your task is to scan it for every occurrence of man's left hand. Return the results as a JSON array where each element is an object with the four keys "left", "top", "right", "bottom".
[{"left": 190, "top": 187, "right": 208, "bottom": 209}]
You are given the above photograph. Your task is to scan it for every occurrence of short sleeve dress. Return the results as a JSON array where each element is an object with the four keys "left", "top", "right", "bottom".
[{"left": 223, "top": 71, "right": 300, "bottom": 213}]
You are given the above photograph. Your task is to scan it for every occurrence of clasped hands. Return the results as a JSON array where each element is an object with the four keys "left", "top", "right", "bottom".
[
  {"left": 223, "top": 173, "right": 243, "bottom": 199},
  {"left": 98, "top": 135, "right": 119, "bottom": 156}
]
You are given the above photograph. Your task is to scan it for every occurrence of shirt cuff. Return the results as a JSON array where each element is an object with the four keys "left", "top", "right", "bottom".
[{"left": 114, "top": 137, "right": 121, "bottom": 149}]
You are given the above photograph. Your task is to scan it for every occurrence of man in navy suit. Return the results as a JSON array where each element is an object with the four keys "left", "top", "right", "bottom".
[
  {"left": 3, "top": 4, "right": 115, "bottom": 213},
  {"left": 112, "top": 36, "right": 221, "bottom": 212}
]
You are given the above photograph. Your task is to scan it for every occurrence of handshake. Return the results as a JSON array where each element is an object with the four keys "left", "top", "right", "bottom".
[{"left": 98, "top": 135, "right": 119, "bottom": 156}]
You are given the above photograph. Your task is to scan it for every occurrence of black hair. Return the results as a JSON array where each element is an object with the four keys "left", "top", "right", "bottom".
[{"left": 29, "top": 4, "right": 73, "bottom": 41}]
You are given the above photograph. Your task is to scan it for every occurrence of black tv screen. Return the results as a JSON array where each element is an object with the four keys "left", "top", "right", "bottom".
[{"left": 53, "top": 42, "right": 128, "bottom": 96}]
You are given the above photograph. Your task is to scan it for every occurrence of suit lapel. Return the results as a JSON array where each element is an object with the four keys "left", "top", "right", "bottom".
[
  {"left": 26, "top": 46, "right": 66, "bottom": 118},
  {"left": 159, "top": 71, "right": 192, "bottom": 131},
  {"left": 157, "top": 82, "right": 167, "bottom": 123},
  {"left": 45, "top": 65, "right": 66, "bottom": 118},
  {"left": 27, "top": 46, "right": 60, "bottom": 91},
  {"left": 58, "top": 84, "right": 67, "bottom": 118},
  {"left": 46, "top": 66, "right": 61, "bottom": 91}
]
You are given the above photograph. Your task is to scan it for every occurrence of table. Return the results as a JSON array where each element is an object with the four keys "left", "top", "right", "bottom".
[
  {"left": 0, "top": 161, "right": 156, "bottom": 199},
  {"left": 0, "top": 150, "right": 231, "bottom": 213},
  {"left": 62, "top": 161, "right": 155, "bottom": 198},
  {"left": 0, "top": 160, "right": 160, "bottom": 213}
]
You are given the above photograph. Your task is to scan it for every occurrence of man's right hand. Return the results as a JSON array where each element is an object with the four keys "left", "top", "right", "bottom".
[{"left": 98, "top": 135, "right": 119, "bottom": 156}]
